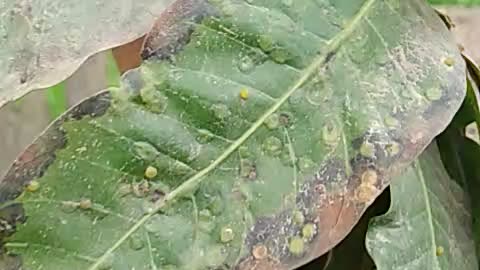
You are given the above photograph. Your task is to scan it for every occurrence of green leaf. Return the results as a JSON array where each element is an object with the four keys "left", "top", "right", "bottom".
[
  {"left": 366, "top": 143, "right": 478, "bottom": 270},
  {"left": 436, "top": 57, "right": 480, "bottom": 266},
  {"left": 45, "top": 82, "right": 67, "bottom": 119},
  {"left": 0, "top": 0, "right": 176, "bottom": 107},
  {"left": 0, "top": 0, "right": 466, "bottom": 269}
]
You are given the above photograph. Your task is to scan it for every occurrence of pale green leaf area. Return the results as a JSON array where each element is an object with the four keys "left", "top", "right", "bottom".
[
  {"left": 0, "top": 0, "right": 175, "bottom": 108},
  {"left": 0, "top": 0, "right": 466, "bottom": 269},
  {"left": 366, "top": 143, "right": 477, "bottom": 270}
]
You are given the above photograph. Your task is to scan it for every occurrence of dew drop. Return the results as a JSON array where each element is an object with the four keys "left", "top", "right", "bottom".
[
  {"left": 288, "top": 236, "right": 304, "bottom": 256},
  {"left": 262, "top": 136, "right": 283, "bottom": 156},
  {"left": 220, "top": 226, "right": 235, "bottom": 243},
  {"left": 237, "top": 55, "right": 256, "bottom": 74}
]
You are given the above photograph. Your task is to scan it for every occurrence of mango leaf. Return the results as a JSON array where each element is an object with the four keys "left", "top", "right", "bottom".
[
  {"left": 436, "top": 56, "right": 480, "bottom": 266},
  {"left": 0, "top": 0, "right": 178, "bottom": 107},
  {"left": 0, "top": 0, "right": 466, "bottom": 269},
  {"left": 365, "top": 142, "right": 477, "bottom": 270}
]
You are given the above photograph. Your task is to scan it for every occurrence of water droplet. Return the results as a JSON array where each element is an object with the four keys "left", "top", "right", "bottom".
[
  {"left": 302, "top": 223, "right": 317, "bottom": 241},
  {"left": 211, "top": 104, "right": 231, "bottom": 120},
  {"left": 129, "top": 235, "right": 145, "bottom": 250},
  {"left": 79, "top": 199, "right": 92, "bottom": 210},
  {"left": 360, "top": 141, "right": 375, "bottom": 158},
  {"left": 262, "top": 136, "right": 283, "bottom": 156},
  {"left": 292, "top": 210, "right": 305, "bottom": 225},
  {"left": 237, "top": 55, "right": 256, "bottom": 74},
  {"left": 264, "top": 114, "right": 280, "bottom": 130},
  {"left": 322, "top": 122, "right": 340, "bottom": 147},
  {"left": 257, "top": 35, "right": 274, "bottom": 52},
  {"left": 133, "top": 141, "right": 159, "bottom": 162},
  {"left": 26, "top": 180, "right": 40, "bottom": 192},
  {"left": 252, "top": 244, "right": 268, "bottom": 260},
  {"left": 220, "top": 226, "right": 234, "bottom": 243},
  {"left": 145, "top": 166, "right": 158, "bottom": 179},
  {"left": 426, "top": 87, "right": 442, "bottom": 101},
  {"left": 288, "top": 236, "right": 304, "bottom": 256}
]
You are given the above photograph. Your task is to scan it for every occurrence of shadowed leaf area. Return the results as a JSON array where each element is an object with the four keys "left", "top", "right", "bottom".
[{"left": 0, "top": 0, "right": 466, "bottom": 269}]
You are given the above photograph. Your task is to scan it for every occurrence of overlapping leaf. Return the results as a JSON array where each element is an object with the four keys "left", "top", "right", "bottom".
[
  {"left": 0, "top": 0, "right": 466, "bottom": 269},
  {"left": 366, "top": 143, "right": 477, "bottom": 270},
  {"left": 0, "top": 0, "right": 176, "bottom": 107}
]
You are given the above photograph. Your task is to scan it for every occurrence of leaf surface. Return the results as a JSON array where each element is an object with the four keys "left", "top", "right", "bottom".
[
  {"left": 0, "top": 0, "right": 179, "bottom": 107},
  {"left": 366, "top": 142, "right": 478, "bottom": 270},
  {"left": 0, "top": 0, "right": 466, "bottom": 269}
]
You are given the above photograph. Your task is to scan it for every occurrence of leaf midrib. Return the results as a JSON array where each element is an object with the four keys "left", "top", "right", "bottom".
[
  {"left": 86, "top": 0, "right": 377, "bottom": 269},
  {"left": 414, "top": 159, "right": 441, "bottom": 270}
]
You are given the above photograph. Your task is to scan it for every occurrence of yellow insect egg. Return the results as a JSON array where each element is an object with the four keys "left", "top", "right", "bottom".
[
  {"left": 436, "top": 246, "right": 444, "bottom": 256},
  {"left": 239, "top": 88, "right": 249, "bottom": 100},
  {"left": 145, "top": 166, "right": 158, "bottom": 179}
]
